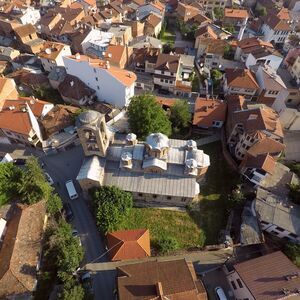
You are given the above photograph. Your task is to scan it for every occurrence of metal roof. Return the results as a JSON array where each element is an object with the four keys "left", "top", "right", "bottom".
[
  {"left": 76, "top": 156, "right": 105, "bottom": 181},
  {"left": 142, "top": 158, "right": 167, "bottom": 170},
  {"left": 104, "top": 169, "right": 199, "bottom": 198}
]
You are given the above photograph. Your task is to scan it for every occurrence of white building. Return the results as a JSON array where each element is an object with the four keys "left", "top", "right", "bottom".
[
  {"left": 81, "top": 29, "right": 114, "bottom": 58},
  {"left": 261, "top": 15, "right": 292, "bottom": 44},
  {"left": 255, "top": 65, "right": 289, "bottom": 114},
  {"left": 225, "top": 251, "right": 300, "bottom": 300},
  {"left": 63, "top": 54, "right": 137, "bottom": 108},
  {"left": 38, "top": 41, "right": 72, "bottom": 72},
  {"left": 16, "top": 7, "right": 41, "bottom": 25}
]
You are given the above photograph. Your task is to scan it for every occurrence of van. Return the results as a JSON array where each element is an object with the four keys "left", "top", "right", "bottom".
[
  {"left": 65, "top": 180, "right": 78, "bottom": 200},
  {"left": 215, "top": 287, "right": 228, "bottom": 300}
]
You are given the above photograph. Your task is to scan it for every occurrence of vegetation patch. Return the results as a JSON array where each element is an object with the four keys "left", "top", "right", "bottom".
[{"left": 120, "top": 207, "right": 205, "bottom": 253}]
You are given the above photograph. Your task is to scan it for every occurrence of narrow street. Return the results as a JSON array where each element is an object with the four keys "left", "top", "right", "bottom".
[{"left": 41, "top": 146, "right": 116, "bottom": 300}]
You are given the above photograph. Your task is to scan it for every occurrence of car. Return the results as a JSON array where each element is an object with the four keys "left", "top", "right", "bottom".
[
  {"left": 80, "top": 272, "right": 94, "bottom": 295},
  {"left": 215, "top": 287, "right": 228, "bottom": 300},
  {"left": 13, "top": 158, "right": 26, "bottom": 166},
  {"left": 62, "top": 203, "right": 74, "bottom": 222},
  {"left": 44, "top": 172, "right": 54, "bottom": 185}
]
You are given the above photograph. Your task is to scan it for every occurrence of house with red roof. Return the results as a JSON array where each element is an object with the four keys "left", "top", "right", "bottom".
[{"left": 106, "top": 229, "right": 151, "bottom": 261}]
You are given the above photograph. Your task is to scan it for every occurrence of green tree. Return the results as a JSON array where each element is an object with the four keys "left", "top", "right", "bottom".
[
  {"left": 48, "top": 220, "right": 84, "bottom": 276},
  {"left": 59, "top": 284, "right": 85, "bottom": 300},
  {"left": 157, "top": 236, "right": 178, "bottom": 254},
  {"left": 0, "top": 162, "right": 21, "bottom": 206},
  {"left": 128, "top": 94, "right": 172, "bottom": 139},
  {"left": 90, "top": 186, "right": 133, "bottom": 233},
  {"left": 223, "top": 44, "right": 234, "bottom": 60},
  {"left": 46, "top": 193, "right": 63, "bottom": 216},
  {"left": 17, "top": 157, "right": 53, "bottom": 204},
  {"left": 170, "top": 100, "right": 191, "bottom": 132},
  {"left": 284, "top": 243, "right": 300, "bottom": 267},
  {"left": 224, "top": 24, "right": 235, "bottom": 34},
  {"left": 227, "top": 185, "right": 245, "bottom": 209},
  {"left": 258, "top": 7, "right": 267, "bottom": 16},
  {"left": 213, "top": 7, "right": 224, "bottom": 19}
]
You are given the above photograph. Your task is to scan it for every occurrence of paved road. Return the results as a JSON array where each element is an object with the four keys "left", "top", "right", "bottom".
[{"left": 41, "top": 146, "right": 115, "bottom": 300}]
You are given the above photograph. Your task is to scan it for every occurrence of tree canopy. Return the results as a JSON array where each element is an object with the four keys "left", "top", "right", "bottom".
[
  {"left": 170, "top": 100, "right": 191, "bottom": 132},
  {"left": 46, "top": 193, "right": 63, "bottom": 216},
  {"left": 127, "top": 94, "right": 172, "bottom": 139},
  {"left": 18, "top": 157, "right": 53, "bottom": 205},
  {"left": 90, "top": 185, "right": 133, "bottom": 233},
  {"left": 0, "top": 163, "right": 21, "bottom": 205},
  {"left": 157, "top": 236, "right": 178, "bottom": 254},
  {"left": 284, "top": 243, "right": 300, "bottom": 268}
]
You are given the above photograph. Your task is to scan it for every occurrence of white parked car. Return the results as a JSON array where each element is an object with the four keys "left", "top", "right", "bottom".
[
  {"left": 215, "top": 287, "right": 228, "bottom": 300},
  {"left": 44, "top": 172, "right": 54, "bottom": 185}
]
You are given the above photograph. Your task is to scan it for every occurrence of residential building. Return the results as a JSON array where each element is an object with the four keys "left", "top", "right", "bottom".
[
  {"left": 129, "top": 35, "right": 162, "bottom": 49},
  {"left": 0, "top": 46, "right": 20, "bottom": 61},
  {"left": 108, "top": 24, "right": 132, "bottom": 46},
  {"left": 223, "top": 8, "right": 249, "bottom": 28},
  {"left": 58, "top": 74, "right": 96, "bottom": 106},
  {"left": 136, "top": 0, "right": 165, "bottom": 20},
  {"left": 0, "top": 98, "right": 53, "bottom": 147},
  {"left": 186, "top": 13, "right": 212, "bottom": 28},
  {"left": 106, "top": 229, "right": 150, "bottom": 261},
  {"left": 195, "top": 25, "right": 218, "bottom": 41},
  {"left": 193, "top": 98, "right": 227, "bottom": 129},
  {"left": 195, "top": 38, "right": 228, "bottom": 68},
  {"left": 76, "top": 111, "right": 210, "bottom": 206},
  {"left": 224, "top": 68, "right": 259, "bottom": 101},
  {"left": 132, "top": 47, "right": 159, "bottom": 74},
  {"left": 39, "top": 104, "right": 80, "bottom": 153},
  {"left": 116, "top": 259, "right": 208, "bottom": 300},
  {"left": 154, "top": 53, "right": 194, "bottom": 97},
  {"left": 261, "top": 11, "right": 292, "bottom": 44},
  {"left": 38, "top": 41, "right": 72, "bottom": 72},
  {"left": 0, "top": 16, "right": 22, "bottom": 38},
  {"left": 81, "top": 29, "right": 114, "bottom": 58},
  {"left": 63, "top": 54, "right": 136, "bottom": 108},
  {"left": 14, "top": 6, "right": 41, "bottom": 25},
  {"left": 177, "top": 2, "right": 201, "bottom": 22},
  {"left": 144, "top": 13, "right": 162, "bottom": 37},
  {"left": 225, "top": 251, "right": 300, "bottom": 300},
  {"left": 234, "top": 37, "right": 283, "bottom": 71},
  {"left": 226, "top": 95, "right": 284, "bottom": 164},
  {"left": 0, "top": 201, "right": 46, "bottom": 299},
  {"left": 195, "top": 0, "right": 225, "bottom": 12},
  {"left": 101, "top": 45, "right": 133, "bottom": 69},
  {"left": 255, "top": 188, "right": 300, "bottom": 242},
  {"left": 14, "top": 23, "right": 45, "bottom": 54},
  {"left": 255, "top": 65, "right": 289, "bottom": 113}
]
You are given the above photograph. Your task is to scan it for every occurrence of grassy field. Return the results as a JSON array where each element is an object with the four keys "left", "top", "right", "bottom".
[
  {"left": 189, "top": 141, "right": 240, "bottom": 244},
  {"left": 120, "top": 208, "right": 205, "bottom": 251},
  {"left": 160, "top": 30, "right": 176, "bottom": 45}
]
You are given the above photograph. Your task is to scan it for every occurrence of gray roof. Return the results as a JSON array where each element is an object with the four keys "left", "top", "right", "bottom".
[
  {"left": 104, "top": 167, "right": 199, "bottom": 198},
  {"left": 142, "top": 158, "right": 167, "bottom": 170},
  {"left": 48, "top": 66, "right": 66, "bottom": 82},
  {"left": 78, "top": 110, "right": 101, "bottom": 125},
  {"left": 130, "top": 35, "right": 162, "bottom": 49},
  {"left": 240, "top": 203, "right": 264, "bottom": 246},
  {"left": 146, "top": 133, "right": 169, "bottom": 150},
  {"left": 255, "top": 188, "right": 300, "bottom": 235},
  {"left": 76, "top": 156, "right": 105, "bottom": 181}
]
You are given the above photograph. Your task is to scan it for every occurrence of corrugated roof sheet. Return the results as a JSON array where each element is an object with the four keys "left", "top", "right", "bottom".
[{"left": 76, "top": 156, "right": 105, "bottom": 181}]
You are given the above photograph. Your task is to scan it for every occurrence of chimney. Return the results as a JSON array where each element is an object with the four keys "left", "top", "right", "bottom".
[
  {"left": 8, "top": 105, "right": 15, "bottom": 111},
  {"left": 75, "top": 53, "right": 81, "bottom": 60}
]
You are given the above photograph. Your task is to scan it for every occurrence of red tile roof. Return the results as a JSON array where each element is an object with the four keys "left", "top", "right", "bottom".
[
  {"left": 193, "top": 98, "right": 227, "bottom": 127},
  {"left": 234, "top": 251, "right": 300, "bottom": 300},
  {"left": 225, "top": 68, "right": 259, "bottom": 90},
  {"left": 224, "top": 8, "right": 249, "bottom": 19},
  {"left": 107, "top": 229, "right": 150, "bottom": 261}
]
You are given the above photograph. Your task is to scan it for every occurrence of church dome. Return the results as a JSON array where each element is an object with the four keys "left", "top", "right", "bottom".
[
  {"left": 145, "top": 133, "right": 169, "bottom": 150},
  {"left": 78, "top": 110, "right": 101, "bottom": 125}
]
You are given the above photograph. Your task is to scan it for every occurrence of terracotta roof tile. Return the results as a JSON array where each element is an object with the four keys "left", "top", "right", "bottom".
[
  {"left": 117, "top": 259, "right": 207, "bottom": 300},
  {"left": 234, "top": 251, "right": 300, "bottom": 300},
  {"left": 0, "top": 201, "right": 46, "bottom": 298},
  {"left": 193, "top": 98, "right": 227, "bottom": 127},
  {"left": 225, "top": 68, "right": 259, "bottom": 90},
  {"left": 107, "top": 229, "right": 150, "bottom": 261},
  {"left": 243, "top": 153, "right": 276, "bottom": 174},
  {"left": 247, "top": 137, "right": 285, "bottom": 157},
  {"left": 38, "top": 41, "right": 68, "bottom": 61},
  {"left": 224, "top": 8, "right": 249, "bottom": 19},
  {"left": 146, "top": 13, "right": 162, "bottom": 28},
  {"left": 155, "top": 53, "right": 180, "bottom": 74}
]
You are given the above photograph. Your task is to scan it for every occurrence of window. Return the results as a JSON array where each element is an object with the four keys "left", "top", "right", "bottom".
[
  {"left": 160, "top": 79, "right": 164, "bottom": 82},
  {"left": 181, "top": 198, "right": 186, "bottom": 202},
  {"left": 161, "top": 71, "right": 164, "bottom": 75},
  {"left": 261, "top": 220, "right": 268, "bottom": 225},
  {"left": 276, "top": 227, "right": 285, "bottom": 232},
  {"left": 97, "top": 86, "right": 100, "bottom": 90},
  {"left": 93, "top": 68, "right": 96, "bottom": 73},
  {"left": 231, "top": 281, "right": 237, "bottom": 290},
  {"left": 138, "top": 193, "right": 143, "bottom": 197},
  {"left": 167, "top": 196, "right": 172, "bottom": 200},
  {"left": 289, "top": 233, "right": 298, "bottom": 239},
  {"left": 236, "top": 279, "right": 243, "bottom": 288},
  {"left": 96, "top": 77, "right": 98, "bottom": 81},
  {"left": 153, "top": 194, "right": 157, "bottom": 198},
  {"left": 271, "top": 230, "right": 279, "bottom": 235}
]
